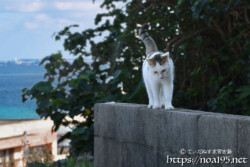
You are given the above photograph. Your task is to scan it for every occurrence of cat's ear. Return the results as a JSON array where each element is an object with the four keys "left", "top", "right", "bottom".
[
  {"left": 161, "top": 52, "right": 169, "bottom": 58},
  {"left": 161, "top": 52, "right": 169, "bottom": 65},
  {"left": 147, "top": 59, "right": 156, "bottom": 66}
]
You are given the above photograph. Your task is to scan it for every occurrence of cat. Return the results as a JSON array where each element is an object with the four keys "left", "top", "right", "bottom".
[{"left": 138, "top": 24, "right": 174, "bottom": 109}]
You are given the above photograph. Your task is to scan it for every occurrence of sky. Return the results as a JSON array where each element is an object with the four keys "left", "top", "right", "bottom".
[{"left": 0, "top": 0, "right": 105, "bottom": 61}]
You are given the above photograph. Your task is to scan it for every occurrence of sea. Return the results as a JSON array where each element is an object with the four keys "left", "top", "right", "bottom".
[{"left": 0, "top": 61, "right": 45, "bottom": 119}]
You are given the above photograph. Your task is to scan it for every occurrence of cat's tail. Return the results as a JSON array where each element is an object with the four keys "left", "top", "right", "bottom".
[{"left": 138, "top": 23, "right": 158, "bottom": 56}]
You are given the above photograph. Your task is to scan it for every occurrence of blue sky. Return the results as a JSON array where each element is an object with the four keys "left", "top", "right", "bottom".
[{"left": 0, "top": 0, "right": 104, "bottom": 61}]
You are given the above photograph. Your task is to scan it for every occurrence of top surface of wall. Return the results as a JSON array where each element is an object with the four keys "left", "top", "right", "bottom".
[{"left": 94, "top": 103, "right": 250, "bottom": 167}]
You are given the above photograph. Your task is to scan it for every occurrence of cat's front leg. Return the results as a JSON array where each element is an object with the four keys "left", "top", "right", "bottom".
[
  {"left": 163, "top": 81, "right": 174, "bottom": 110},
  {"left": 160, "top": 88, "right": 165, "bottom": 108},
  {"left": 148, "top": 97, "right": 154, "bottom": 109},
  {"left": 144, "top": 79, "right": 154, "bottom": 109},
  {"left": 165, "top": 104, "right": 174, "bottom": 110},
  {"left": 152, "top": 83, "right": 161, "bottom": 109}
]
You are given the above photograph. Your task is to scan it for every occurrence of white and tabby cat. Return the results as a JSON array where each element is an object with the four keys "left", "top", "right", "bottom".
[{"left": 138, "top": 24, "right": 174, "bottom": 109}]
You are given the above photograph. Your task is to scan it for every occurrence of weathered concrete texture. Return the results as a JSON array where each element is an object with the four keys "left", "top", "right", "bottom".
[
  {"left": 238, "top": 117, "right": 250, "bottom": 165},
  {"left": 198, "top": 115, "right": 240, "bottom": 167},
  {"left": 94, "top": 103, "right": 250, "bottom": 167}
]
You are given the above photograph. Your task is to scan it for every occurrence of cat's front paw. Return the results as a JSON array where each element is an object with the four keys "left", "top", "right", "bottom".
[
  {"left": 148, "top": 105, "right": 153, "bottom": 109},
  {"left": 153, "top": 105, "right": 161, "bottom": 109},
  {"left": 165, "top": 105, "right": 174, "bottom": 110}
]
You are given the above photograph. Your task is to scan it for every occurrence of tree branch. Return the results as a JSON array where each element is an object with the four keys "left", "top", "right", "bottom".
[
  {"left": 166, "top": 35, "right": 182, "bottom": 50},
  {"left": 212, "top": 19, "right": 225, "bottom": 37},
  {"left": 244, "top": 7, "right": 250, "bottom": 24},
  {"left": 171, "top": 28, "right": 208, "bottom": 48}
]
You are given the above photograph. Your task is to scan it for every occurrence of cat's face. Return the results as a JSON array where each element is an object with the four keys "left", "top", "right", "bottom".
[{"left": 147, "top": 52, "right": 170, "bottom": 79}]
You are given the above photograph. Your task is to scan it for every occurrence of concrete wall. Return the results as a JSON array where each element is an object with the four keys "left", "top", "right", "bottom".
[{"left": 94, "top": 103, "right": 250, "bottom": 167}]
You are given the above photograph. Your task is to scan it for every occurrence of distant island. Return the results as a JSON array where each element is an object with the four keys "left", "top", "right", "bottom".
[
  {"left": 0, "top": 57, "right": 93, "bottom": 66},
  {"left": 0, "top": 58, "right": 40, "bottom": 66}
]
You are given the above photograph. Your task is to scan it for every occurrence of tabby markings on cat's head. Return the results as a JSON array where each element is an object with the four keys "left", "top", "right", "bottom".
[{"left": 147, "top": 52, "right": 169, "bottom": 67}]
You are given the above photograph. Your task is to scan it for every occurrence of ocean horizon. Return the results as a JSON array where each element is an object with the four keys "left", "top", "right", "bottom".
[{"left": 0, "top": 62, "right": 45, "bottom": 119}]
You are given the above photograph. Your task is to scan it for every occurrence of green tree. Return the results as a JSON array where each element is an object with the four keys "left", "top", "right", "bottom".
[{"left": 23, "top": 0, "right": 250, "bottom": 155}]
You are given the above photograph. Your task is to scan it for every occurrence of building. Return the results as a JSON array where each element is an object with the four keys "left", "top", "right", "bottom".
[{"left": 0, "top": 119, "right": 57, "bottom": 167}]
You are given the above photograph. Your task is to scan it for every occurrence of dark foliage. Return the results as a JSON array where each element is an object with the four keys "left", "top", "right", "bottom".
[{"left": 23, "top": 0, "right": 250, "bottom": 155}]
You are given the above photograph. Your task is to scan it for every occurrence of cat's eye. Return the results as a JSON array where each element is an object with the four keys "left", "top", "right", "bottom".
[
  {"left": 154, "top": 71, "right": 158, "bottom": 74},
  {"left": 161, "top": 69, "right": 166, "bottom": 73}
]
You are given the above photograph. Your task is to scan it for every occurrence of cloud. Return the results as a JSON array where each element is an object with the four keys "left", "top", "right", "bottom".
[
  {"left": 24, "top": 13, "right": 76, "bottom": 30},
  {"left": 4, "top": 1, "right": 102, "bottom": 13},
  {"left": 20, "top": 2, "right": 44, "bottom": 12},
  {"left": 24, "top": 22, "right": 38, "bottom": 29},
  {"left": 34, "top": 13, "right": 50, "bottom": 21},
  {"left": 24, "top": 14, "right": 51, "bottom": 29},
  {"left": 53, "top": 2, "right": 101, "bottom": 11},
  {"left": 5, "top": 2, "right": 44, "bottom": 12},
  {"left": 2, "top": 1, "right": 106, "bottom": 32}
]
